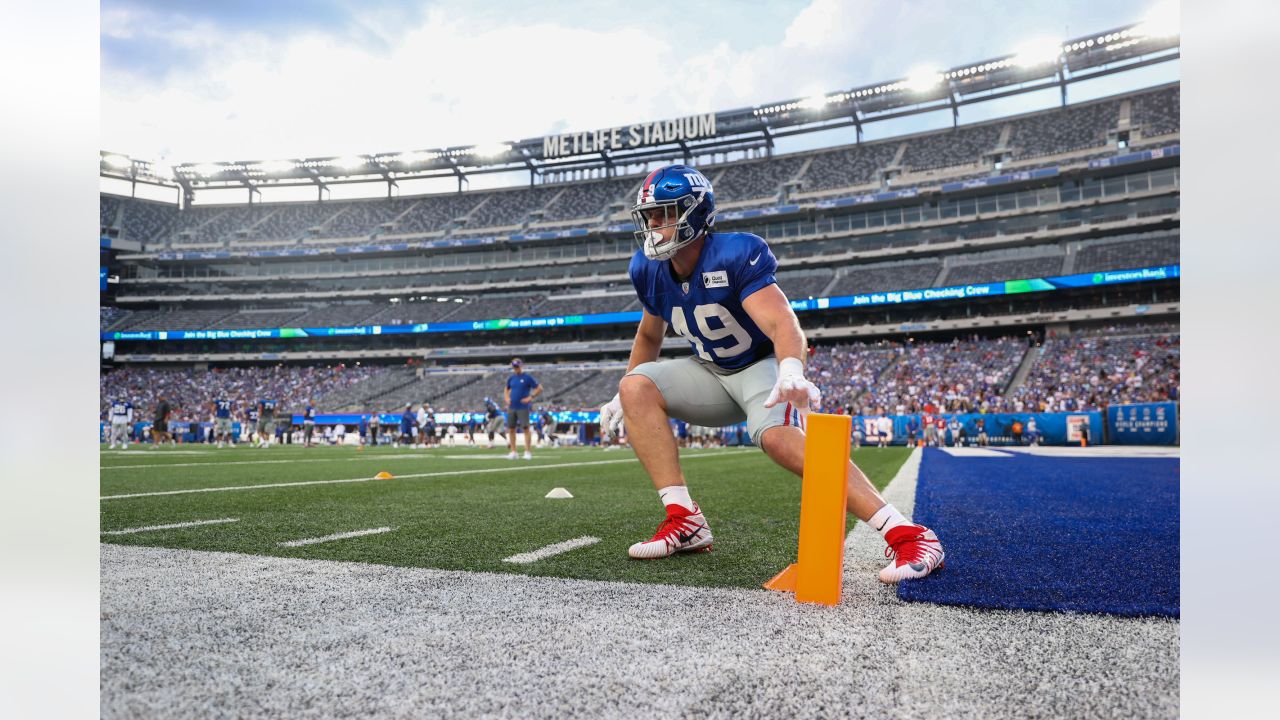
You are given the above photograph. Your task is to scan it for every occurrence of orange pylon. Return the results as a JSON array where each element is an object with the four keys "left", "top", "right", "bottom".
[
  {"left": 763, "top": 413, "right": 851, "bottom": 606},
  {"left": 373, "top": 471, "right": 394, "bottom": 479}
]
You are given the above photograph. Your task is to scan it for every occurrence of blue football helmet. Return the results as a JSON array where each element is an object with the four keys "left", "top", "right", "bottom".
[{"left": 631, "top": 164, "right": 716, "bottom": 261}]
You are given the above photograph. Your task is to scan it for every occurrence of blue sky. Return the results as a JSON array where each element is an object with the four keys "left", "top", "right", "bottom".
[{"left": 102, "top": 0, "right": 1178, "bottom": 172}]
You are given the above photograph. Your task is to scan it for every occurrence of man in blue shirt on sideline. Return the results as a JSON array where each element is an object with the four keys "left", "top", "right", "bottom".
[{"left": 504, "top": 358, "right": 542, "bottom": 460}]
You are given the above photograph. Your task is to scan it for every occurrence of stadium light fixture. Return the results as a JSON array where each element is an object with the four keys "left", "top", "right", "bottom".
[
  {"left": 333, "top": 156, "right": 366, "bottom": 171},
  {"left": 799, "top": 93, "right": 828, "bottom": 110},
  {"left": 1134, "top": 0, "right": 1179, "bottom": 38},
  {"left": 103, "top": 154, "right": 131, "bottom": 169},
  {"left": 471, "top": 143, "right": 511, "bottom": 159},
  {"left": 904, "top": 67, "right": 942, "bottom": 93},
  {"left": 194, "top": 163, "right": 223, "bottom": 178},
  {"left": 1012, "top": 36, "right": 1064, "bottom": 67},
  {"left": 259, "top": 159, "right": 296, "bottom": 174},
  {"left": 393, "top": 151, "right": 434, "bottom": 166}
]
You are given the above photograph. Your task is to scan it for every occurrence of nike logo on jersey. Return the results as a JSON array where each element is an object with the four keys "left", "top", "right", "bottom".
[{"left": 749, "top": 254, "right": 761, "bottom": 265}]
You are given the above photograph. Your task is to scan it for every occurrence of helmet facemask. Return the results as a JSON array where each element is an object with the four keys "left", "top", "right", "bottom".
[{"left": 631, "top": 192, "right": 708, "bottom": 261}]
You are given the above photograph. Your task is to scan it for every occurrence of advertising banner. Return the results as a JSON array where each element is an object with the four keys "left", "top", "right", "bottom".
[{"left": 1106, "top": 402, "right": 1178, "bottom": 445}]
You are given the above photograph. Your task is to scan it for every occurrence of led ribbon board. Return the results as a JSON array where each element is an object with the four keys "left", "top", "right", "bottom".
[{"left": 102, "top": 264, "right": 1179, "bottom": 342}]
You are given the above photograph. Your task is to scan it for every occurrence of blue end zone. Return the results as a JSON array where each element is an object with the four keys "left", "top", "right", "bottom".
[{"left": 898, "top": 449, "right": 1179, "bottom": 617}]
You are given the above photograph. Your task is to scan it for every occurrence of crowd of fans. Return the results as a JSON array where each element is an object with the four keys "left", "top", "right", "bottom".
[
  {"left": 808, "top": 342, "right": 899, "bottom": 412},
  {"left": 1008, "top": 330, "right": 1180, "bottom": 412},
  {"left": 855, "top": 337, "right": 1026, "bottom": 415},
  {"left": 99, "top": 365, "right": 392, "bottom": 423},
  {"left": 99, "top": 323, "right": 1181, "bottom": 441}
]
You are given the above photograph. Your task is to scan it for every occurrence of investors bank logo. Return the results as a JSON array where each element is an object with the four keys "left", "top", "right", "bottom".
[{"left": 1092, "top": 273, "right": 1104, "bottom": 284}]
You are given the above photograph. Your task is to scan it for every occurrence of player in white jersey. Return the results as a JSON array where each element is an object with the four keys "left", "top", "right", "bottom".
[
  {"left": 600, "top": 164, "right": 943, "bottom": 583},
  {"left": 107, "top": 399, "right": 133, "bottom": 449}
]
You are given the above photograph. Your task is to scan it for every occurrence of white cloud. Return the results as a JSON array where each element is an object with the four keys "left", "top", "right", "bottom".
[{"left": 102, "top": 0, "right": 1169, "bottom": 164}]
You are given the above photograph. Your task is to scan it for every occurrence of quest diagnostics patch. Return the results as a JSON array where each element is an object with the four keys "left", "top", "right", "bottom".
[{"left": 701, "top": 270, "right": 729, "bottom": 289}]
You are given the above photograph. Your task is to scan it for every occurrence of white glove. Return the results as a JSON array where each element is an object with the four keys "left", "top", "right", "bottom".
[
  {"left": 763, "top": 357, "right": 821, "bottom": 415},
  {"left": 600, "top": 393, "right": 624, "bottom": 439}
]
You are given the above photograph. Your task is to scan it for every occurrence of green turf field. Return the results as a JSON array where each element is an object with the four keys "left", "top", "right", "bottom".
[{"left": 100, "top": 443, "right": 910, "bottom": 589}]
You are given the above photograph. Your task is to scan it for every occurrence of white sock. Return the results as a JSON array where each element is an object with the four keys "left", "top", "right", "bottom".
[
  {"left": 868, "top": 504, "right": 910, "bottom": 538},
  {"left": 658, "top": 485, "right": 696, "bottom": 512}
]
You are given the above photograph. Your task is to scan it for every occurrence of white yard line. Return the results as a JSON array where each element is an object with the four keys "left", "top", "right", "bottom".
[
  {"left": 100, "top": 454, "right": 727, "bottom": 501},
  {"left": 278, "top": 527, "right": 394, "bottom": 548},
  {"left": 503, "top": 536, "right": 601, "bottom": 564},
  {"left": 101, "top": 518, "right": 239, "bottom": 536}
]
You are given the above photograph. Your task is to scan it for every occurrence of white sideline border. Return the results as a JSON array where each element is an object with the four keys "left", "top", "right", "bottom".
[
  {"left": 101, "top": 518, "right": 240, "bottom": 535},
  {"left": 278, "top": 527, "right": 394, "bottom": 548},
  {"left": 503, "top": 536, "right": 601, "bottom": 564},
  {"left": 100, "top": 453, "right": 728, "bottom": 501}
]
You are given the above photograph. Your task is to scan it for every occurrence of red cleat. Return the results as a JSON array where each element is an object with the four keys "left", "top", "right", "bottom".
[
  {"left": 879, "top": 524, "right": 945, "bottom": 583},
  {"left": 628, "top": 503, "right": 714, "bottom": 559}
]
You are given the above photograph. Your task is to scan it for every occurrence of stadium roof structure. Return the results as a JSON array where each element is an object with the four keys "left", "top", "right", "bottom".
[{"left": 100, "top": 21, "right": 1177, "bottom": 203}]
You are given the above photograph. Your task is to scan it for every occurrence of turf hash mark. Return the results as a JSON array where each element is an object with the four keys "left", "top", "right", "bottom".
[
  {"left": 503, "top": 536, "right": 602, "bottom": 564},
  {"left": 101, "top": 518, "right": 240, "bottom": 535},
  {"left": 279, "top": 527, "right": 395, "bottom": 548}
]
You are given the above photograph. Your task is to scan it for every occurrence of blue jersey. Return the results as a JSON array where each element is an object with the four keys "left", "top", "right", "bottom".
[
  {"left": 304, "top": 405, "right": 316, "bottom": 421},
  {"left": 629, "top": 231, "right": 778, "bottom": 372},
  {"left": 247, "top": 407, "right": 260, "bottom": 423},
  {"left": 507, "top": 373, "right": 539, "bottom": 410},
  {"left": 214, "top": 399, "right": 232, "bottom": 418},
  {"left": 109, "top": 400, "right": 132, "bottom": 422},
  {"left": 261, "top": 399, "right": 276, "bottom": 418}
]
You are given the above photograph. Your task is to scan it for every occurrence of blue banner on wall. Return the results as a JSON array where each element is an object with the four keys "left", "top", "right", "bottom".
[
  {"left": 1106, "top": 402, "right": 1178, "bottom": 445},
  {"left": 850, "top": 411, "right": 1103, "bottom": 446},
  {"left": 1088, "top": 145, "right": 1179, "bottom": 169},
  {"left": 940, "top": 167, "right": 1059, "bottom": 193}
]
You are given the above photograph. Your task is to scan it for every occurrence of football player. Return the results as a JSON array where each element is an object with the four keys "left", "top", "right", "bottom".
[
  {"left": 212, "top": 397, "right": 233, "bottom": 448},
  {"left": 258, "top": 398, "right": 277, "bottom": 448},
  {"left": 302, "top": 399, "right": 317, "bottom": 447},
  {"left": 107, "top": 397, "right": 133, "bottom": 449},
  {"left": 600, "top": 164, "right": 944, "bottom": 583},
  {"left": 483, "top": 397, "right": 504, "bottom": 448},
  {"left": 244, "top": 404, "right": 260, "bottom": 444}
]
